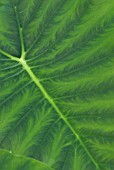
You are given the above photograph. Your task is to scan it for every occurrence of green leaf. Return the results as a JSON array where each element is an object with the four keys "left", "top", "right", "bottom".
[{"left": 0, "top": 0, "right": 114, "bottom": 170}]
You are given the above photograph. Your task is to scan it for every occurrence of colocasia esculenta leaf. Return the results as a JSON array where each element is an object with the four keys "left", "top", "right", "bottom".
[{"left": 0, "top": 1, "right": 114, "bottom": 170}]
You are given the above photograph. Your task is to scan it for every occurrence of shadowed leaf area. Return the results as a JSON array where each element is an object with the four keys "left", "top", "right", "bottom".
[{"left": 0, "top": 0, "right": 114, "bottom": 170}]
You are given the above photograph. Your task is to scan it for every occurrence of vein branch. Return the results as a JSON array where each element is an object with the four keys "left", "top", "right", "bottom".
[
  {"left": 0, "top": 49, "right": 19, "bottom": 62},
  {"left": 0, "top": 149, "right": 54, "bottom": 170},
  {"left": 14, "top": 6, "right": 26, "bottom": 59}
]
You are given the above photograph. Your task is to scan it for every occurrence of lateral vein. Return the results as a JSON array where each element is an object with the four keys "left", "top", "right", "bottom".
[
  {"left": 14, "top": 5, "right": 25, "bottom": 58},
  {"left": 0, "top": 149, "right": 54, "bottom": 170},
  {"left": 0, "top": 49, "right": 19, "bottom": 62}
]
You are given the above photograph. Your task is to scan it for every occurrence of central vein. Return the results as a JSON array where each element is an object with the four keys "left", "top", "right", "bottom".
[{"left": 19, "top": 58, "right": 100, "bottom": 170}]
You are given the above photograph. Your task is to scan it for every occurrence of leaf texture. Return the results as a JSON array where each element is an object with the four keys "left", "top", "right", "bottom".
[{"left": 0, "top": 0, "right": 114, "bottom": 170}]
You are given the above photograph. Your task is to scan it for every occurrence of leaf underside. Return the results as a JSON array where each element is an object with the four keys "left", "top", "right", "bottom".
[{"left": 0, "top": 0, "right": 114, "bottom": 170}]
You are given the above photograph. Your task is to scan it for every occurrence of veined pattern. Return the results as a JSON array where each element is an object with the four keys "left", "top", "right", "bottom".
[{"left": 0, "top": 0, "right": 114, "bottom": 170}]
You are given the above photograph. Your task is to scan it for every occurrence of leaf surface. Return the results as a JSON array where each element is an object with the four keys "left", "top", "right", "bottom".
[{"left": 0, "top": 0, "right": 114, "bottom": 170}]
